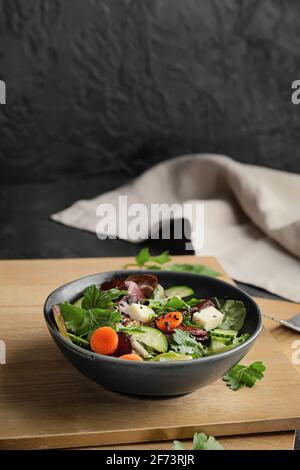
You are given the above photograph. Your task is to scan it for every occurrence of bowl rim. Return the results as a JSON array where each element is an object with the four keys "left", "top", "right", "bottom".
[{"left": 44, "top": 269, "right": 263, "bottom": 366}]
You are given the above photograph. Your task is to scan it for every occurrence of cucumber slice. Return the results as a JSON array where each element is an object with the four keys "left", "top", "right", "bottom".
[
  {"left": 165, "top": 285, "right": 194, "bottom": 298},
  {"left": 152, "top": 351, "right": 193, "bottom": 362},
  {"left": 210, "top": 339, "right": 233, "bottom": 354},
  {"left": 210, "top": 335, "right": 232, "bottom": 345},
  {"left": 211, "top": 328, "right": 238, "bottom": 339},
  {"left": 130, "top": 326, "right": 168, "bottom": 353}
]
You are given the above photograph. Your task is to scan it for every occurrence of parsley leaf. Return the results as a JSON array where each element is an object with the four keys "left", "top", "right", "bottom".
[
  {"left": 192, "top": 433, "right": 224, "bottom": 450},
  {"left": 171, "top": 329, "right": 204, "bottom": 358},
  {"left": 223, "top": 361, "right": 266, "bottom": 391},
  {"left": 81, "top": 284, "right": 100, "bottom": 310},
  {"left": 165, "top": 296, "right": 189, "bottom": 311},
  {"left": 124, "top": 247, "right": 171, "bottom": 269},
  {"left": 59, "top": 302, "right": 121, "bottom": 339},
  {"left": 173, "top": 432, "right": 224, "bottom": 450},
  {"left": 148, "top": 296, "right": 190, "bottom": 316},
  {"left": 132, "top": 248, "right": 171, "bottom": 269},
  {"left": 60, "top": 303, "right": 86, "bottom": 332},
  {"left": 150, "top": 250, "right": 171, "bottom": 265},
  {"left": 91, "top": 308, "right": 121, "bottom": 328},
  {"left": 166, "top": 263, "right": 220, "bottom": 277},
  {"left": 135, "top": 247, "right": 150, "bottom": 266},
  {"left": 186, "top": 298, "right": 204, "bottom": 307},
  {"left": 97, "top": 288, "right": 128, "bottom": 308},
  {"left": 172, "top": 440, "right": 186, "bottom": 450},
  {"left": 75, "top": 309, "right": 99, "bottom": 336},
  {"left": 81, "top": 284, "right": 127, "bottom": 310}
]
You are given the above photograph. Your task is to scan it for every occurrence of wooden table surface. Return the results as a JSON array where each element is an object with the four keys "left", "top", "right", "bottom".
[{"left": 0, "top": 255, "right": 299, "bottom": 450}]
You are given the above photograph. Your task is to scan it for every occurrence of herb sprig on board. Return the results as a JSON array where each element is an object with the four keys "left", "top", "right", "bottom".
[
  {"left": 173, "top": 432, "right": 224, "bottom": 450},
  {"left": 124, "top": 247, "right": 220, "bottom": 277},
  {"left": 223, "top": 361, "right": 266, "bottom": 391}
]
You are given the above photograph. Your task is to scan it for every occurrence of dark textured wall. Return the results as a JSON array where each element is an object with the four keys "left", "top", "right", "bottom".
[{"left": 1, "top": 0, "right": 300, "bottom": 184}]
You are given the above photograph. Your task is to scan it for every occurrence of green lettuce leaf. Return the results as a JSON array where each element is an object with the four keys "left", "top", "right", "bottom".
[{"left": 219, "top": 300, "right": 246, "bottom": 331}]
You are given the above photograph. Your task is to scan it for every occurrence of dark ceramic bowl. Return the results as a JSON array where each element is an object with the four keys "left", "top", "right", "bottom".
[{"left": 44, "top": 270, "right": 262, "bottom": 396}]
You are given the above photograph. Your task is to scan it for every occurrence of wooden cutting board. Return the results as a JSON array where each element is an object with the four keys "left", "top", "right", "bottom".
[{"left": 0, "top": 256, "right": 300, "bottom": 450}]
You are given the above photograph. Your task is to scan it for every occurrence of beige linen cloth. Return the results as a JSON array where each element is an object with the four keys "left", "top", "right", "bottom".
[{"left": 52, "top": 155, "right": 300, "bottom": 302}]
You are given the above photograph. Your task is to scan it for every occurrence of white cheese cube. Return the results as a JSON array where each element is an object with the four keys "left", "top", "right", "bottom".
[
  {"left": 192, "top": 306, "right": 224, "bottom": 330},
  {"left": 125, "top": 303, "right": 155, "bottom": 323}
]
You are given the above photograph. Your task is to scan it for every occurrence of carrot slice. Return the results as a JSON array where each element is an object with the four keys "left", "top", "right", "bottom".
[
  {"left": 90, "top": 326, "right": 119, "bottom": 355},
  {"left": 119, "top": 353, "right": 143, "bottom": 361},
  {"left": 156, "top": 311, "right": 183, "bottom": 332}
]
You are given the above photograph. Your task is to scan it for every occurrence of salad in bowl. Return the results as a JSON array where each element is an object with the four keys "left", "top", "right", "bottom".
[
  {"left": 53, "top": 273, "right": 249, "bottom": 362},
  {"left": 45, "top": 270, "right": 262, "bottom": 395}
]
